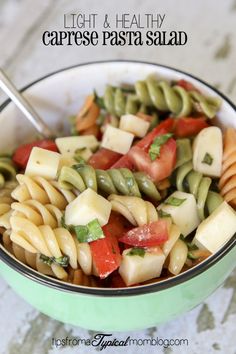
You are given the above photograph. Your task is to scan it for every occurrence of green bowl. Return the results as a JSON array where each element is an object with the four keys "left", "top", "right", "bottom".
[{"left": 0, "top": 61, "right": 236, "bottom": 331}]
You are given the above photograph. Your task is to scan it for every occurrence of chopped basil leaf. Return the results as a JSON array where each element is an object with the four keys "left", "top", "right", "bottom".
[
  {"left": 158, "top": 210, "right": 171, "bottom": 218},
  {"left": 39, "top": 254, "right": 53, "bottom": 266},
  {"left": 127, "top": 247, "right": 145, "bottom": 258},
  {"left": 54, "top": 255, "right": 69, "bottom": 267},
  {"left": 75, "top": 218, "right": 105, "bottom": 243},
  {"left": 164, "top": 196, "right": 186, "bottom": 206},
  {"left": 39, "top": 254, "right": 69, "bottom": 267},
  {"left": 149, "top": 133, "right": 173, "bottom": 161},
  {"left": 202, "top": 152, "right": 213, "bottom": 165}
]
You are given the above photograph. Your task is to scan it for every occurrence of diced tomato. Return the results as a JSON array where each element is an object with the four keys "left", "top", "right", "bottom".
[
  {"left": 111, "top": 154, "right": 134, "bottom": 169},
  {"left": 128, "top": 137, "right": 176, "bottom": 182},
  {"left": 103, "top": 212, "right": 132, "bottom": 238},
  {"left": 174, "top": 117, "right": 209, "bottom": 138},
  {"left": 12, "top": 139, "right": 58, "bottom": 169},
  {"left": 177, "top": 79, "right": 199, "bottom": 92},
  {"left": 119, "top": 220, "right": 168, "bottom": 248},
  {"left": 111, "top": 118, "right": 175, "bottom": 169},
  {"left": 88, "top": 148, "right": 122, "bottom": 170},
  {"left": 136, "top": 118, "right": 175, "bottom": 151},
  {"left": 90, "top": 220, "right": 122, "bottom": 279}
]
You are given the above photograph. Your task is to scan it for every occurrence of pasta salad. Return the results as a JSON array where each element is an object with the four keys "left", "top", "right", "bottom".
[{"left": 1, "top": 75, "right": 236, "bottom": 288}]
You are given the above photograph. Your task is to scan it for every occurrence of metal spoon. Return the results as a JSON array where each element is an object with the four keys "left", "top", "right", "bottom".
[{"left": 0, "top": 68, "right": 54, "bottom": 138}]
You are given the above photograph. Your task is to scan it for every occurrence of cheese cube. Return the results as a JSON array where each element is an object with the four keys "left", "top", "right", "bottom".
[
  {"left": 158, "top": 191, "right": 200, "bottom": 237},
  {"left": 119, "top": 114, "right": 150, "bottom": 138},
  {"left": 65, "top": 188, "right": 111, "bottom": 226},
  {"left": 55, "top": 136, "right": 98, "bottom": 157},
  {"left": 25, "top": 147, "right": 60, "bottom": 180},
  {"left": 119, "top": 247, "right": 165, "bottom": 286},
  {"left": 193, "top": 127, "right": 223, "bottom": 177},
  {"left": 101, "top": 125, "right": 134, "bottom": 154},
  {"left": 193, "top": 202, "right": 236, "bottom": 254}
]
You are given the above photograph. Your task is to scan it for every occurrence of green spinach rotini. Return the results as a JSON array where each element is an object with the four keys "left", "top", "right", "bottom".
[{"left": 58, "top": 165, "right": 161, "bottom": 201}]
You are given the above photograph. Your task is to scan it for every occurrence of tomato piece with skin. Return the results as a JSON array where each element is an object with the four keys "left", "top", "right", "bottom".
[
  {"left": 136, "top": 118, "right": 175, "bottom": 151},
  {"left": 90, "top": 219, "right": 122, "bottom": 279},
  {"left": 119, "top": 220, "right": 168, "bottom": 248},
  {"left": 128, "top": 136, "right": 177, "bottom": 182},
  {"left": 88, "top": 148, "right": 122, "bottom": 170},
  {"left": 12, "top": 140, "right": 58, "bottom": 169},
  {"left": 111, "top": 118, "right": 175, "bottom": 169},
  {"left": 175, "top": 117, "right": 209, "bottom": 138}
]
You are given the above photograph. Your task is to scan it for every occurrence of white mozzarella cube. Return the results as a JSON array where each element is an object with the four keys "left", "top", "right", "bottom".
[
  {"left": 25, "top": 147, "right": 60, "bottom": 180},
  {"left": 193, "top": 127, "right": 223, "bottom": 177},
  {"left": 65, "top": 188, "right": 111, "bottom": 226},
  {"left": 119, "top": 114, "right": 150, "bottom": 138},
  {"left": 193, "top": 202, "right": 236, "bottom": 254},
  {"left": 55, "top": 136, "right": 98, "bottom": 157},
  {"left": 158, "top": 191, "right": 200, "bottom": 237},
  {"left": 119, "top": 247, "right": 165, "bottom": 286},
  {"left": 101, "top": 125, "right": 134, "bottom": 154}
]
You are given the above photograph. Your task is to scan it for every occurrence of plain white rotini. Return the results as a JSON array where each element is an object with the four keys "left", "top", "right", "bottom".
[
  {"left": 11, "top": 200, "right": 63, "bottom": 228},
  {"left": 11, "top": 174, "right": 76, "bottom": 209},
  {"left": 168, "top": 239, "right": 188, "bottom": 275},
  {"left": 0, "top": 181, "right": 17, "bottom": 229},
  {"left": 9, "top": 216, "right": 92, "bottom": 277},
  {"left": 108, "top": 194, "right": 158, "bottom": 226}
]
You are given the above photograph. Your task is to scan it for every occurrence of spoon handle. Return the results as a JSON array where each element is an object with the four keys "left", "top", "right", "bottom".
[{"left": 0, "top": 69, "right": 53, "bottom": 138}]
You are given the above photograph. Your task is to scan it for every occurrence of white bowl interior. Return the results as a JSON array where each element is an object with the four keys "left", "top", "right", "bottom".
[{"left": 0, "top": 61, "right": 235, "bottom": 153}]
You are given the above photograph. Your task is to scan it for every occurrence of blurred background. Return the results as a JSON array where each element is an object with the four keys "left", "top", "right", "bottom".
[{"left": 0, "top": 0, "right": 236, "bottom": 353}]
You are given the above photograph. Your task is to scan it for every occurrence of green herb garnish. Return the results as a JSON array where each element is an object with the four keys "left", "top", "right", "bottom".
[
  {"left": 54, "top": 255, "right": 70, "bottom": 267},
  {"left": 39, "top": 254, "right": 53, "bottom": 266},
  {"left": 164, "top": 196, "right": 186, "bottom": 207},
  {"left": 127, "top": 247, "right": 145, "bottom": 257},
  {"left": 39, "top": 254, "right": 69, "bottom": 267},
  {"left": 158, "top": 210, "right": 171, "bottom": 218},
  {"left": 74, "top": 218, "right": 105, "bottom": 243},
  {"left": 149, "top": 133, "right": 173, "bottom": 161},
  {"left": 202, "top": 152, "right": 213, "bottom": 165}
]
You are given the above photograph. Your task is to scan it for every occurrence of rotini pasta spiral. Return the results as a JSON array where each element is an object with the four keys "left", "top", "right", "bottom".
[
  {"left": 0, "top": 181, "right": 17, "bottom": 229},
  {"left": 175, "top": 161, "right": 223, "bottom": 220},
  {"left": 2, "top": 233, "right": 96, "bottom": 285},
  {"left": 0, "top": 156, "right": 17, "bottom": 189},
  {"left": 108, "top": 195, "right": 158, "bottom": 226},
  {"left": 135, "top": 77, "right": 221, "bottom": 118},
  {"left": 219, "top": 128, "right": 236, "bottom": 208},
  {"left": 103, "top": 85, "right": 143, "bottom": 117},
  {"left": 11, "top": 200, "right": 63, "bottom": 228},
  {"left": 58, "top": 165, "right": 161, "bottom": 201},
  {"left": 9, "top": 216, "right": 93, "bottom": 277},
  {"left": 100, "top": 78, "right": 221, "bottom": 118},
  {"left": 11, "top": 175, "right": 76, "bottom": 209}
]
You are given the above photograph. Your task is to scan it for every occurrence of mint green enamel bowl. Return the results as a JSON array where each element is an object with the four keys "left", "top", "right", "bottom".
[{"left": 0, "top": 61, "right": 236, "bottom": 331}]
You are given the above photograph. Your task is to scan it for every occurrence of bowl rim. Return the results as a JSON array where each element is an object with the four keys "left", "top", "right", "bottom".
[{"left": 0, "top": 59, "right": 236, "bottom": 297}]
